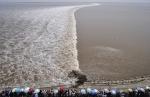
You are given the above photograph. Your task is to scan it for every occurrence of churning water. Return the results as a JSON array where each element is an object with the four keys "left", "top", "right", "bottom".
[{"left": 0, "top": 2, "right": 98, "bottom": 88}]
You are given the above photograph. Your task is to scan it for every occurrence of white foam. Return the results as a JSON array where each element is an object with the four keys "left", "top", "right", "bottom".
[{"left": 0, "top": 3, "right": 100, "bottom": 88}]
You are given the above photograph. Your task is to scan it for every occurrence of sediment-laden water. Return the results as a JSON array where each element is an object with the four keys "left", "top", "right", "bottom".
[{"left": 76, "top": 3, "right": 150, "bottom": 81}]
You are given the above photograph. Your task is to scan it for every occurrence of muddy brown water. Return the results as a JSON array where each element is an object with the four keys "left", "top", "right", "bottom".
[{"left": 75, "top": 3, "right": 150, "bottom": 81}]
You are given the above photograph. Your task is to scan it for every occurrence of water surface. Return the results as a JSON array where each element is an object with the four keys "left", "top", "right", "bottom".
[{"left": 76, "top": 3, "right": 150, "bottom": 81}]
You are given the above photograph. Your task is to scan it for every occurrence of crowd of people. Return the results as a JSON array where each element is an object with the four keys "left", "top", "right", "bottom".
[{"left": 1, "top": 85, "right": 150, "bottom": 97}]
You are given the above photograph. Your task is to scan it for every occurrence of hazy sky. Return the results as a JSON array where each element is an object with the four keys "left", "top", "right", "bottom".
[{"left": 0, "top": 0, "right": 150, "bottom": 2}]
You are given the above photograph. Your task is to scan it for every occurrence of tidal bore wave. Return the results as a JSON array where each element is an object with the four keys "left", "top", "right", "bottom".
[{"left": 0, "top": 3, "right": 99, "bottom": 88}]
